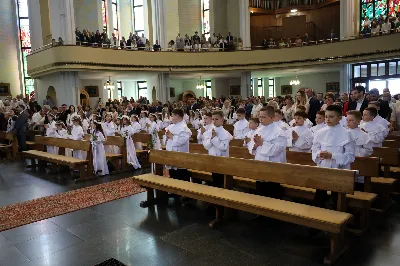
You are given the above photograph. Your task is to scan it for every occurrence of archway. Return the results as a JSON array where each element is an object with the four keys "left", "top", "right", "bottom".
[
  {"left": 46, "top": 86, "right": 57, "bottom": 106},
  {"left": 182, "top": 90, "right": 197, "bottom": 102},
  {"left": 79, "top": 89, "right": 90, "bottom": 107}
]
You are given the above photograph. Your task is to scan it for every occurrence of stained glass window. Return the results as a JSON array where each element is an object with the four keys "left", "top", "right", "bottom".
[
  {"left": 112, "top": 0, "right": 119, "bottom": 38},
  {"left": 359, "top": 1, "right": 398, "bottom": 30},
  {"left": 17, "top": 0, "right": 33, "bottom": 95},
  {"left": 133, "top": 0, "right": 145, "bottom": 35},
  {"left": 389, "top": 0, "right": 400, "bottom": 16},
  {"left": 202, "top": 0, "right": 210, "bottom": 39},
  {"left": 102, "top": 0, "right": 107, "bottom": 32}
]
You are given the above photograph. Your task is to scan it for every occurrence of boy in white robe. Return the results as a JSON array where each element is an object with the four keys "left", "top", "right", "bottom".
[
  {"left": 203, "top": 110, "right": 233, "bottom": 188},
  {"left": 312, "top": 105, "right": 356, "bottom": 209},
  {"left": 368, "top": 101, "right": 390, "bottom": 137},
  {"left": 286, "top": 111, "right": 313, "bottom": 152},
  {"left": 244, "top": 118, "right": 259, "bottom": 147},
  {"left": 164, "top": 108, "right": 192, "bottom": 184},
  {"left": 233, "top": 108, "right": 250, "bottom": 139},
  {"left": 248, "top": 106, "right": 286, "bottom": 198},
  {"left": 273, "top": 110, "right": 290, "bottom": 131},
  {"left": 347, "top": 110, "right": 373, "bottom": 191},
  {"left": 311, "top": 111, "right": 326, "bottom": 134},
  {"left": 360, "top": 107, "right": 386, "bottom": 148},
  {"left": 197, "top": 112, "right": 214, "bottom": 144}
]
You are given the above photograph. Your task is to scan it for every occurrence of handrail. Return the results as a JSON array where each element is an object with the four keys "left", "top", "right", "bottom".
[{"left": 28, "top": 30, "right": 400, "bottom": 56}]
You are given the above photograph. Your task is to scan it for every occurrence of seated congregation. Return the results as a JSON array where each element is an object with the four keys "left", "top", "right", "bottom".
[{"left": 0, "top": 85, "right": 398, "bottom": 264}]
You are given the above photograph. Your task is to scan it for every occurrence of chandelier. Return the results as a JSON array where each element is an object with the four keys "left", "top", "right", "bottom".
[
  {"left": 290, "top": 76, "right": 300, "bottom": 86},
  {"left": 104, "top": 76, "right": 115, "bottom": 90},
  {"left": 196, "top": 76, "right": 205, "bottom": 90}
]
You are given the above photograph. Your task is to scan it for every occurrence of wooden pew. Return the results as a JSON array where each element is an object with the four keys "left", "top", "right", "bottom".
[
  {"left": 22, "top": 136, "right": 93, "bottom": 182},
  {"left": 189, "top": 144, "right": 377, "bottom": 232},
  {"left": 223, "top": 124, "right": 234, "bottom": 134},
  {"left": 104, "top": 136, "right": 127, "bottom": 171},
  {"left": 0, "top": 132, "right": 17, "bottom": 159},
  {"left": 230, "top": 139, "right": 244, "bottom": 147},
  {"left": 133, "top": 150, "right": 356, "bottom": 265}
]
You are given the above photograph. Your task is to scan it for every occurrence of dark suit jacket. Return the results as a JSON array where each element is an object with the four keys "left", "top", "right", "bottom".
[
  {"left": 186, "top": 104, "right": 200, "bottom": 115},
  {"left": 348, "top": 99, "right": 369, "bottom": 114},
  {"left": 15, "top": 110, "right": 29, "bottom": 134},
  {"left": 378, "top": 99, "right": 390, "bottom": 119},
  {"left": 308, "top": 97, "right": 321, "bottom": 125}
]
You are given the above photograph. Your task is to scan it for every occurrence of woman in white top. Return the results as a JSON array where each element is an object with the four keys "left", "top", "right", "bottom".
[
  {"left": 251, "top": 98, "right": 263, "bottom": 118},
  {"left": 292, "top": 90, "right": 309, "bottom": 117},
  {"left": 381, "top": 18, "right": 391, "bottom": 34},
  {"left": 226, "top": 106, "right": 237, "bottom": 125},
  {"left": 281, "top": 95, "right": 294, "bottom": 123},
  {"left": 371, "top": 22, "right": 380, "bottom": 36}
]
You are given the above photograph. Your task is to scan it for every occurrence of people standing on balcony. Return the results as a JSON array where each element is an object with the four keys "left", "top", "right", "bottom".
[
  {"left": 120, "top": 37, "right": 127, "bottom": 49},
  {"left": 381, "top": 18, "right": 391, "bottom": 34},
  {"left": 286, "top": 37, "right": 292, "bottom": 48},
  {"left": 153, "top": 40, "right": 161, "bottom": 51},
  {"left": 192, "top": 31, "right": 200, "bottom": 44},
  {"left": 371, "top": 22, "right": 380, "bottom": 36},
  {"left": 295, "top": 35, "right": 302, "bottom": 47},
  {"left": 303, "top": 33, "right": 310, "bottom": 45}
]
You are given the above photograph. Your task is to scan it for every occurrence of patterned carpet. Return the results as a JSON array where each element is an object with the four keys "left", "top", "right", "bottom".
[{"left": 0, "top": 178, "right": 145, "bottom": 232}]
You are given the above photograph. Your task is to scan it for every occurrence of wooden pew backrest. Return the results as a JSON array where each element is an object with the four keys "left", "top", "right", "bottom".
[
  {"left": 0, "top": 132, "right": 14, "bottom": 141},
  {"left": 189, "top": 143, "right": 208, "bottom": 155},
  {"left": 132, "top": 133, "right": 151, "bottom": 143},
  {"left": 223, "top": 124, "right": 234, "bottom": 133},
  {"left": 372, "top": 147, "right": 399, "bottom": 166},
  {"left": 230, "top": 139, "right": 244, "bottom": 147},
  {"left": 149, "top": 150, "right": 356, "bottom": 194},
  {"left": 383, "top": 140, "right": 400, "bottom": 149},
  {"left": 104, "top": 136, "right": 125, "bottom": 147},
  {"left": 35, "top": 136, "right": 91, "bottom": 151}
]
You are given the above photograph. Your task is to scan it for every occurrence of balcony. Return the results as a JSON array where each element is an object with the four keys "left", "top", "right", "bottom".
[{"left": 27, "top": 34, "right": 400, "bottom": 78}]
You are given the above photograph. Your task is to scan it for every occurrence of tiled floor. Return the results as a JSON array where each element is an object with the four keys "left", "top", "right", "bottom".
[{"left": 1, "top": 160, "right": 400, "bottom": 265}]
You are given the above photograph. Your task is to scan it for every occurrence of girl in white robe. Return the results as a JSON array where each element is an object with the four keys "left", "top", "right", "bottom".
[
  {"left": 90, "top": 121, "right": 109, "bottom": 176},
  {"left": 103, "top": 113, "right": 117, "bottom": 154},
  {"left": 80, "top": 112, "right": 89, "bottom": 134},
  {"left": 197, "top": 113, "right": 214, "bottom": 144},
  {"left": 69, "top": 116, "right": 86, "bottom": 160},
  {"left": 130, "top": 115, "right": 143, "bottom": 150},
  {"left": 54, "top": 121, "right": 69, "bottom": 155},
  {"left": 146, "top": 114, "right": 162, "bottom": 150},
  {"left": 139, "top": 112, "right": 150, "bottom": 131},
  {"left": 191, "top": 112, "right": 203, "bottom": 130},
  {"left": 162, "top": 110, "right": 171, "bottom": 129},
  {"left": 156, "top": 113, "right": 163, "bottom": 130},
  {"left": 311, "top": 111, "right": 326, "bottom": 135},
  {"left": 45, "top": 114, "right": 58, "bottom": 154},
  {"left": 226, "top": 107, "right": 237, "bottom": 125},
  {"left": 273, "top": 110, "right": 290, "bottom": 132},
  {"left": 120, "top": 116, "right": 141, "bottom": 169},
  {"left": 244, "top": 118, "right": 259, "bottom": 147}
]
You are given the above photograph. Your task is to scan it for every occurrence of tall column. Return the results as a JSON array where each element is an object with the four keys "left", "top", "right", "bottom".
[
  {"left": 340, "top": 64, "right": 351, "bottom": 93},
  {"left": 153, "top": 73, "right": 170, "bottom": 103},
  {"left": 120, "top": 0, "right": 133, "bottom": 39},
  {"left": 340, "top": 0, "right": 355, "bottom": 40},
  {"left": 239, "top": 0, "right": 251, "bottom": 48},
  {"left": 151, "top": 0, "right": 167, "bottom": 47},
  {"left": 48, "top": 0, "right": 76, "bottom": 43},
  {"left": 27, "top": 0, "right": 43, "bottom": 49},
  {"left": 106, "top": 0, "right": 114, "bottom": 38},
  {"left": 241, "top": 71, "right": 251, "bottom": 98}
]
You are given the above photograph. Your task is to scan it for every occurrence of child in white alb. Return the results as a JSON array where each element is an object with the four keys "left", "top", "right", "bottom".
[
  {"left": 226, "top": 106, "right": 237, "bottom": 125},
  {"left": 244, "top": 118, "right": 259, "bottom": 147},
  {"left": 311, "top": 111, "right": 326, "bottom": 134},
  {"left": 346, "top": 110, "right": 373, "bottom": 191},
  {"left": 360, "top": 107, "right": 386, "bottom": 148},
  {"left": 191, "top": 111, "right": 203, "bottom": 130},
  {"left": 197, "top": 112, "right": 214, "bottom": 144},
  {"left": 139, "top": 111, "right": 150, "bottom": 130},
  {"left": 368, "top": 101, "right": 390, "bottom": 137},
  {"left": 145, "top": 114, "right": 162, "bottom": 150},
  {"left": 203, "top": 110, "right": 233, "bottom": 188},
  {"left": 274, "top": 110, "right": 290, "bottom": 131},
  {"left": 120, "top": 115, "right": 141, "bottom": 169},
  {"left": 233, "top": 108, "right": 250, "bottom": 139},
  {"left": 285, "top": 111, "right": 314, "bottom": 152},
  {"left": 90, "top": 121, "right": 109, "bottom": 176},
  {"left": 103, "top": 113, "right": 117, "bottom": 154},
  {"left": 44, "top": 113, "right": 57, "bottom": 154}
]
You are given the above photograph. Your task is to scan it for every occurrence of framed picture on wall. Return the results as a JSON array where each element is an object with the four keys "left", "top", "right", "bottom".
[
  {"left": 326, "top": 82, "right": 340, "bottom": 93},
  {"left": 85, "top": 86, "right": 99, "bottom": 97},
  {"left": 281, "top": 85, "right": 292, "bottom": 95},
  {"left": 170, "top": 87, "right": 175, "bottom": 98},
  {"left": 230, "top": 85, "right": 241, "bottom": 95},
  {"left": 0, "top": 83, "right": 11, "bottom": 96}
]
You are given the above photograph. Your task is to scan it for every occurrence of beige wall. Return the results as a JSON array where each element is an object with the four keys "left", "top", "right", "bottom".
[
  {"left": 165, "top": 0, "right": 180, "bottom": 42},
  {"left": 0, "top": 0, "right": 22, "bottom": 98},
  {"left": 227, "top": 0, "right": 240, "bottom": 38},
  {"left": 210, "top": 0, "right": 240, "bottom": 37},
  {"left": 74, "top": 0, "right": 102, "bottom": 33},
  {"left": 178, "top": 0, "right": 202, "bottom": 37}
]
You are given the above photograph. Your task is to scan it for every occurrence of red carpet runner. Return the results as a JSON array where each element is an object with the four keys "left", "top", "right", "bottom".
[{"left": 0, "top": 178, "right": 145, "bottom": 232}]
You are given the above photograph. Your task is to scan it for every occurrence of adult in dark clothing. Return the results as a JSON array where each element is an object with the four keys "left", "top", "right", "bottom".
[
  {"left": 348, "top": 86, "right": 369, "bottom": 113},
  {"left": 305, "top": 88, "right": 321, "bottom": 125},
  {"left": 0, "top": 113, "right": 7, "bottom": 131},
  {"left": 57, "top": 104, "right": 69, "bottom": 124},
  {"left": 186, "top": 98, "right": 200, "bottom": 115},
  {"left": 14, "top": 104, "right": 29, "bottom": 152},
  {"left": 369, "top": 88, "right": 390, "bottom": 119}
]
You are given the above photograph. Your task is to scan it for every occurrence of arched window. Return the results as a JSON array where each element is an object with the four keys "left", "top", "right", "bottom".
[{"left": 17, "top": 0, "right": 33, "bottom": 96}]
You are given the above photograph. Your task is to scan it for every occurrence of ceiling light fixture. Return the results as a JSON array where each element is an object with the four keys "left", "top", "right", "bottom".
[
  {"left": 290, "top": 9, "right": 298, "bottom": 13},
  {"left": 290, "top": 76, "right": 300, "bottom": 86},
  {"left": 104, "top": 76, "right": 115, "bottom": 90},
  {"left": 196, "top": 76, "right": 205, "bottom": 90}
]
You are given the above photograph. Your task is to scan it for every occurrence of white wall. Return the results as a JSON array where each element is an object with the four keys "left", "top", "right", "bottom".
[
  {"left": 274, "top": 72, "right": 341, "bottom": 96},
  {"left": 122, "top": 81, "right": 137, "bottom": 99},
  {"left": 0, "top": 0, "right": 23, "bottom": 98},
  {"left": 210, "top": 0, "right": 227, "bottom": 35},
  {"left": 79, "top": 79, "right": 106, "bottom": 107},
  {"left": 74, "top": 0, "right": 102, "bottom": 33},
  {"left": 178, "top": 0, "right": 201, "bottom": 36}
]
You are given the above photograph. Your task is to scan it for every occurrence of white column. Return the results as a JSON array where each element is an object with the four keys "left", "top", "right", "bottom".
[
  {"left": 106, "top": 0, "right": 114, "bottom": 38},
  {"left": 340, "top": 0, "right": 355, "bottom": 40},
  {"left": 340, "top": 64, "right": 351, "bottom": 93},
  {"left": 48, "top": 0, "right": 76, "bottom": 43},
  {"left": 154, "top": 73, "right": 170, "bottom": 103},
  {"left": 27, "top": 0, "right": 43, "bottom": 49},
  {"left": 241, "top": 71, "right": 251, "bottom": 98},
  {"left": 56, "top": 72, "right": 79, "bottom": 106},
  {"left": 151, "top": 0, "right": 167, "bottom": 47},
  {"left": 119, "top": 0, "right": 133, "bottom": 39},
  {"left": 239, "top": 0, "right": 251, "bottom": 48}
]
